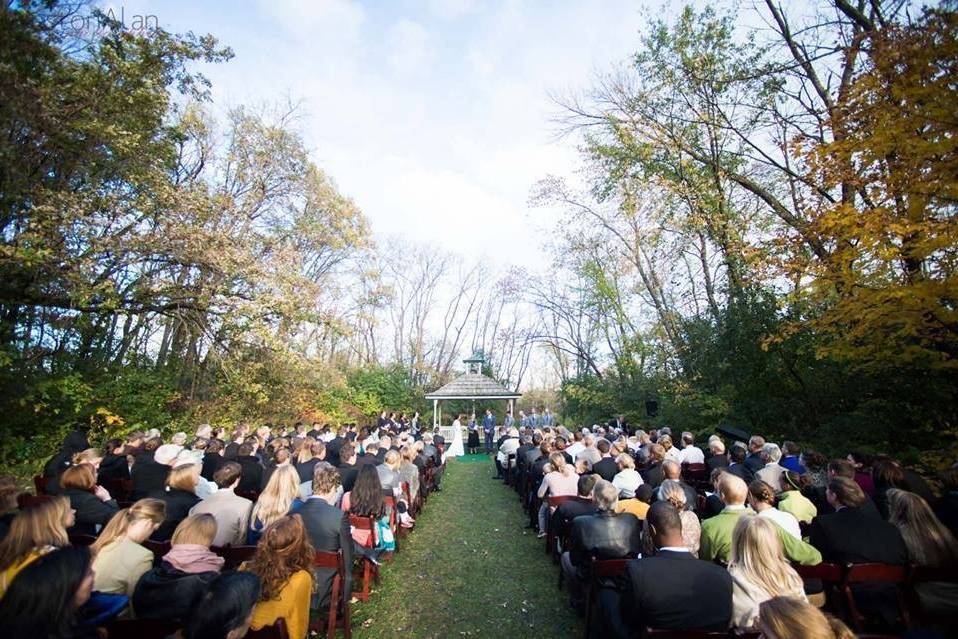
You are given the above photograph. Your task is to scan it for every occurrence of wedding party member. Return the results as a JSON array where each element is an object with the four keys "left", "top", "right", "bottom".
[
  {"left": 482, "top": 409, "right": 496, "bottom": 454},
  {"left": 247, "top": 516, "right": 315, "bottom": 639},
  {"left": 133, "top": 514, "right": 224, "bottom": 620},
  {"left": 0, "top": 546, "right": 98, "bottom": 639},
  {"left": 91, "top": 499, "right": 166, "bottom": 600},
  {"left": 190, "top": 462, "right": 253, "bottom": 547},
  {"left": 247, "top": 465, "right": 303, "bottom": 545},
  {"left": 0, "top": 496, "right": 72, "bottom": 597},
  {"left": 182, "top": 572, "right": 261, "bottom": 639},
  {"left": 60, "top": 463, "right": 119, "bottom": 536},
  {"left": 728, "top": 516, "right": 807, "bottom": 629}
]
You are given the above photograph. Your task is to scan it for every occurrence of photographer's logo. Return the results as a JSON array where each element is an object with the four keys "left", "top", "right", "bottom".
[{"left": 66, "top": 6, "right": 159, "bottom": 37}]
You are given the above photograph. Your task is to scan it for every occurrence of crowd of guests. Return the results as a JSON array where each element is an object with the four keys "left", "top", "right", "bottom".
[
  {"left": 0, "top": 417, "right": 445, "bottom": 638},
  {"left": 492, "top": 423, "right": 958, "bottom": 638}
]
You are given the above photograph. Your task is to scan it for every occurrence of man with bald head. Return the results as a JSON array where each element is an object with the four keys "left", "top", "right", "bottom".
[
  {"left": 700, "top": 474, "right": 822, "bottom": 565},
  {"left": 654, "top": 460, "right": 697, "bottom": 510}
]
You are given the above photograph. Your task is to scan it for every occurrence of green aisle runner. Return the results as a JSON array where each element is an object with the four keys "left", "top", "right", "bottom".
[{"left": 346, "top": 458, "right": 583, "bottom": 638}]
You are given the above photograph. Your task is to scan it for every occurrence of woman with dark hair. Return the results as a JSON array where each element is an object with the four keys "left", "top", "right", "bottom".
[
  {"left": 0, "top": 545, "right": 97, "bottom": 638},
  {"left": 872, "top": 460, "right": 906, "bottom": 520},
  {"left": 182, "top": 571, "right": 261, "bottom": 639},
  {"left": 778, "top": 471, "right": 817, "bottom": 525},
  {"left": 42, "top": 430, "right": 91, "bottom": 480},
  {"left": 342, "top": 465, "right": 395, "bottom": 552},
  {"left": 847, "top": 451, "right": 876, "bottom": 496},
  {"left": 201, "top": 438, "right": 226, "bottom": 482},
  {"left": 247, "top": 515, "right": 315, "bottom": 639},
  {"left": 98, "top": 438, "right": 130, "bottom": 482}
]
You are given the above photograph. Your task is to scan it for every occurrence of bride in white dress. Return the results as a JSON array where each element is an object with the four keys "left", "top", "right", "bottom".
[{"left": 444, "top": 415, "right": 465, "bottom": 460}]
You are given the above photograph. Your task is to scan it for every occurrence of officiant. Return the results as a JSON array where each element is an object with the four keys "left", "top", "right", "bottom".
[{"left": 467, "top": 413, "right": 480, "bottom": 454}]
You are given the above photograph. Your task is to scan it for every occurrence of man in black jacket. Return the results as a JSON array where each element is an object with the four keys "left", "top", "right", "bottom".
[
  {"left": 550, "top": 474, "right": 599, "bottom": 553},
  {"left": 640, "top": 445, "right": 666, "bottom": 488},
  {"left": 234, "top": 443, "right": 263, "bottom": 494},
  {"left": 298, "top": 464, "right": 353, "bottom": 608},
  {"left": 561, "top": 479, "right": 641, "bottom": 610},
  {"left": 726, "top": 444, "right": 755, "bottom": 484},
  {"left": 744, "top": 435, "right": 766, "bottom": 473},
  {"left": 604, "top": 501, "right": 732, "bottom": 638},
  {"left": 592, "top": 439, "right": 619, "bottom": 482},
  {"left": 336, "top": 444, "right": 360, "bottom": 493}
]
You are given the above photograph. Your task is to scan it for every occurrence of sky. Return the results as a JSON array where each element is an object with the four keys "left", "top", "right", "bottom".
[{"left": 95, "top": 0, "right": 657, "bottom": 271}]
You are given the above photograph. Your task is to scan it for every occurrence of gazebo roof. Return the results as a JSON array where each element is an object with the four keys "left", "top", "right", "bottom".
[{"left": 424, "top": 372, "right": 521, "bottom": 400}]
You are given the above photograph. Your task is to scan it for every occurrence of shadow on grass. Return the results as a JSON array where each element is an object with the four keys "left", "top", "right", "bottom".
[{"left": 340, "top": 459, "right": 583, "bottom": 638}]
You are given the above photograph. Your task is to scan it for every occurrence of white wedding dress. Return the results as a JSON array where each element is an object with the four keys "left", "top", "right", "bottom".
[{"left": 445, "top": 418, "right": 465, "bottom": 460}]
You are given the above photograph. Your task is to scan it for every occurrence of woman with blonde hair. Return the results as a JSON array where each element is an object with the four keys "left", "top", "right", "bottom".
[
  {"left": 61, "top": 462, "right": 118, "bottom": 536},
  {"left": 757, "top": 596, "right": 855, "bottom": 639},
  {"left": 536, "top": 451, "right": 578, "bottom": 538},
  {"left": 728, "top": 516, "right": 807, "bottom": 629},
  {"left": 133, "top": 514, "right": 224, "bottom": 620},
  {"left": 888, "top": 488, "right": 958, "bottom": 616},
  {"left": 659, "top": 480, "right": 701, "bottom": 557},
  {"left": 247, "top": 465, "right": 304, "bottom": 545},
  {"left": 247, "top": 515, "right": 315, "bottom": 639},
  {"left": 152, "top": 461, "right": 201, "bottom": 541},
  {"left": 91, "top": 498, "right": 166, "bottom": 599},
  {"left": 398, "top": 445, "right": 421, "bottom": 503},
  {"left": 0, "top": 496, "right": 73, "bottom": 597}
]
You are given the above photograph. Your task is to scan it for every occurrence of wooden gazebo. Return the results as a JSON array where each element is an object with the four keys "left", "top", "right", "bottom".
[{"left": 424, "top": 353, "right": 521, "bottom": 436}]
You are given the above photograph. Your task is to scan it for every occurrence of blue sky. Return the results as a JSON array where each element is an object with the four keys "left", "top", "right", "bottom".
[{"left": 99, "top": 1, "right": 661, "bottom": 270}]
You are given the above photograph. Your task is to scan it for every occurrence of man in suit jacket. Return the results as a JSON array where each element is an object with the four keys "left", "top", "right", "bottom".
[
  {"left": 336, "top": 444, "right": 360, "bottom": 493},
  {"left": 744, "top": 435, "right": 766, "bottom": 473},
  {"left": 699, "top": 474, "right": 821, "bottom": 565},
  {"left": 234, "top": 443, "right": 263, "bottom": 494},
  {"left": 190, "top": 462, "right": 253, "bottom": 546},
  {"left": 482, "top": 409, "right": 497, "bottom": 455},
  {"left": 561, "top": 479, "right": 642, "bottom": 609},
  {"left": 298, "top": 464, "right": 353, "bottom": 608},
  {"left": 726, "top": 444, "right": 755, "bottom": 484},
  {"left": 608, "top": 415, "right": 628, "bottom": 433},
  {"left": 592, "top": 440, "right": 619, "bottom": 482},
  {"left": 603, "top": 501, "right": 732, "bottom": 638},
  {"left": 654, "top": 462, "right": 697, "bottom": 510},
  {"left": 706, "top": 439, "right": 729, "bottom": 474}
]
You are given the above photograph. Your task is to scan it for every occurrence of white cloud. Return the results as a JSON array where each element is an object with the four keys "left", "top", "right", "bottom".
[
  {"left": 428, "top": 0, "right": 477, "bottom": 20},
  {"left": 386, "top": 19, "right": 434, "bottom": 75}
]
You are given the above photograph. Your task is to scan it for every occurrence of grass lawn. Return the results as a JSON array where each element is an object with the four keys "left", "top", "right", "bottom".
[{"left": 341, "top": 457, "right": 583, "bottom": 639}]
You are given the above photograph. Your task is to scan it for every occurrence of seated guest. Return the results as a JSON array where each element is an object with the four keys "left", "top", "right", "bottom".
[
  {"left": 497, "top": 428, "right": 522, "bottom": 479},
  {"left": 234, "top": 443, "right": 264, "bottom": 494},
  {"left": 848, "top": 451, "right": 876, "bottom": 496},
  {"left": 41, "top": 430, "right": 91, "bottom": 484},
  {"left": 247, "top": 465, "right": 304, "bottom": 545},
  {"left": 778, "top": 471, "right": 818, "bottom": 525},
  {"left": 536, "top": 452, "right": 579, "bottom": 538},
  {"left": 888, "top": 488, "right": 958, "bottom": 618},
  {"left": 748, "top": 480, "right": 801, "bottom": 540},
  {"left": 337, "top": 444, "right": 360, "bottom": 493},
  {"left": 617, "top": 484, "right": 654, "bottom": 520},
  {"left": 745, "top": 436, "right": 766, "bottom": 473},
  {"left": 706, "top": 438, "right": 729, "bottom": 473},
  {"left": 640, "top": 444, "right": 666, "bottom": 488},
  {"left": 295, "top": 439, "right": 325, "bottom": 483},
  {"left": 802, "top": 450, "right": 829, "bottom": 491},
  {"left": 592, "top": 439, "right": 619, "bottom": 482},
  {"left": 200, "top": 438, "right": 226, "bottom": 482},
  {"left": 935, "top": 466, "right": 958, "bottom": 538},
  {"left": 343, "top": 465, "right": 395, "bottom": 552},
  {"left": 260, "top": 447, "right": 293, "bottom": 491},
  {"left": 612, "top": 453, "right": 643, "bottom": 499},
  {"left": 190, "top": 462, "right": 253, "bottom": 547},
  {"left": 654, "top": 461, "right": 695, "bottom": 510},
  {"left": 605, "top": 502, "right": 732, "bottom": 638},
  {"left": 131, "top": 442, "right": 176, "bottom": 500},
  {"left": 658, "top": 480, "right": 700, "bottom": 556},
  {"left": 247, "top": 516, "right": 314, "bottom": 639},
  {"left": 816, "top": 459, "right": 881, "bottom": 518},
  {"left": 727, "top": 444, "right": 755, "bottom": 484},
  {"left": 779, "top": 441, "right": 805, "bottom": 474},
  {"left": 550, "top": 474, "right": 599, "bottom": 551},
  {"left": 757, "top": 596, "right": 855, "bottom": 639},
  {"left": 700, "top": 474, "right": 821, "bottom": 565},
  {"left": 0, "top": 545, "right": 98, "bottom": 639},
  {"left": 0, "top": 496, "right": 72, "bottom": 598},
  {"left": 576, "top": 434, "right": 603, "bottom": 467},
  {"left": 151, "top": 461, "right": 202, "bottom": 542},
  {"left": 61, "top": 463, "right": 118, "bottom": 536},
  {"left": 871, "top": 459, "right": 905, "bottom": 520},
  {"left": 297, "top": 465, "right": 353, "bottom": 609},
  {"left": 756, "top": 443, "right": 785, "bottom": 494},
  {"left": 133, "top": 514, "right": 224, "bottom": 620},
  {"left": 561, "top": 479, "right": 641, "bottom": 610},
  {"left": 398, "top": 445, "right": 421, "bottom": 503},
  {"left": 91, "top": 499, "right": 165, "bottom": 600},
  {"left": 182, "top": 571, "right": 260, "bottom": 639},
  {"left": 98, "top": 438, "right": 130, "bottom": 482},
  {"left": 702, "top": 468, "right": 728, "bottom": 520},
  {"left": 729, "top": 516, "right": 807, "bottom": 629},
  {"left": 678, "top": 432, "right": 704, "bottom": 464},
  {"left": 808, "top": 477, "right": 907, "bottom": 627}
]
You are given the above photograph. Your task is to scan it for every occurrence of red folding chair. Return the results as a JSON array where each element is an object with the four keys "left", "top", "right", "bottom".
[
  {"left": 347, "top": 514, "right": 380, "bottom": 602},
  {"left": 309, "top": 549, "right": 351, "bottom": 639},
  {"left": 584, "top": 558, "right": 630, "bottom": 639},
  {"left": 546, "top": 495, "right": 578, "bottom": 558},
  {"left": 33, "top": 475, "right": 49, "bottom": 495},
  {"left": 212, "top": 544, "right": 257, "bottom": 570},
  {"left": 843, "top": 563, "right": 909, "bottom": 631},
  {"left": 17, "top": 493, "right": 52, "bottom": 509}
]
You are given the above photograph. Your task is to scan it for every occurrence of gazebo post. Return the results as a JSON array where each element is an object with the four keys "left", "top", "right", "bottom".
[
  {"left": 508, "top": 398, "right": 514, "bottom": 418},
  {"left": 432, "top": 398, "right": 438, "bottom": 429}
]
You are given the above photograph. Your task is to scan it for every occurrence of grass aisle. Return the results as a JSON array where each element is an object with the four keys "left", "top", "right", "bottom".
[{"left": 346, "top": 457, "right": 583, "bottom": 639}]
